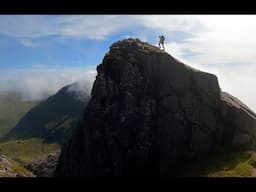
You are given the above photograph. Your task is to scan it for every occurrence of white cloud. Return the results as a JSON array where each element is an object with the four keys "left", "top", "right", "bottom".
[
  {"left": 66, "top": 80, "right": 92, "bottom": 102},
  {"left": 134, "top": 15, "right": 256, "bottom": 65},
  {"left": 1, "top": 15, "right": 256, "bottom": 112},
  {"left": 0, "top": 65, "right": 96, "bottom": 101},
  {"left": 0, "top": 15, "right": 201, "bottom": 42},
  {"left": 0, "top": 15, "right": 139, "bottom": 42},
  {"left": 166, "top": 16, "right": 256, "bottom": 65},
  {"left": 0, "top": 15, "right": 57, "bottom": 38},
  {"left": 164, "top": 42, "right": 186, "bottom": 60},
  {"left": 137, "top": 15, "right": 204, "bottom": 34},
  {"left": 20, "top": 39, "right": 41, "bottom": 47},
  {"left": 191, "top": 63, "right": 256, "bottom": 112},
  {"left": 147, "top": 15, "right": 256, "bottom": 112}
]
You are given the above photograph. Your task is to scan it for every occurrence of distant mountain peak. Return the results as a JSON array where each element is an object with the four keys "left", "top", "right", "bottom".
[
  {"left": 2, "top": 82, "right": 90, "bottom": 144},
  {"left": 65, "top": 81, "right": 91, "bottom": 102}
]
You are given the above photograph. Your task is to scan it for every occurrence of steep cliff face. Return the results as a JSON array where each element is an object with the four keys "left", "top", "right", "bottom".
[{"left": 56, "top": 38, "right": 256, "bottom": 176}]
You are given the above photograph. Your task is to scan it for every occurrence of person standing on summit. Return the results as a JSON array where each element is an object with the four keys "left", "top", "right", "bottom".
[{"left": 158, "top": 35, "right": 165, "bottom": 51}]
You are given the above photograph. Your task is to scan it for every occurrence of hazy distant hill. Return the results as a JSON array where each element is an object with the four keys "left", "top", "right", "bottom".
[
  {"left": 2, "top": 82, "right": 90, "bottom": 144},
  {"left": 0, "top": 92, "right": 37, "bottom": 139}
]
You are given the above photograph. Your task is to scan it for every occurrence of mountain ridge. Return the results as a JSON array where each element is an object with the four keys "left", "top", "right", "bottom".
[
  {"left": 1, "top": 82, "right": 90, "bottom": 144},
  {"left": 0, "top": 92, "right": 37, "bottom": 138}
]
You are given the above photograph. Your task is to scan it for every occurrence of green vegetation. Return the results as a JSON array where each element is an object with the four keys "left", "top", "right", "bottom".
[
  {"left": 137, "top": 42, "right": 164, "bottom": 53},
  {"left": 2, "top": 83, "right": 88, "bottom": 144},
  {"left": 0, "top": 156, "right": 34, "bottom": 177},
  {"left": 183, "top": 148, "right": 256, "bottom": 177},
  {"left": 0, "top": 84, "right": 88, "bottom": 177},
  {"left": 0, "top": 93, "right": 37, "bottom": 138},
  {"left": 8, "top": 159, "right": 34, "bottom": 177},
  {"left": 45, "top": 115, "right": 74, "bottom": 130},
  {"left": 0, "top": 138, "right": 60, "bottom": 165}
]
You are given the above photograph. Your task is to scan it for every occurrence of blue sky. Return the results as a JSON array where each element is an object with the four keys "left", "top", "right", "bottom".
[
  {"left": 0, "top": 23, "right": 117, "bottom": 70},
  {"left": 1, "top": 15, "right": 256, "bottom": 111},
  {"left": 0, "top": 15, "right": 194, "bottom": 70}
]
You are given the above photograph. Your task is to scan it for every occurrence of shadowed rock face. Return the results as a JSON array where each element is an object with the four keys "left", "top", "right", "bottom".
[
  {"left": 25, "top": 150, "right": 60, "bottom": 177},
  {"left": 55, "top": 38, "right": 256, "bottom": 176}
]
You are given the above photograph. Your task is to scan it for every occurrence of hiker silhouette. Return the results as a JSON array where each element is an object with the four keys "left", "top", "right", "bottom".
[{"left": 158, "top": 35, "right": 165, "bottom": 51}]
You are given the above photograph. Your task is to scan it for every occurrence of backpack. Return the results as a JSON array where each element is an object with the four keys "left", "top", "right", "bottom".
[{"left": 161, "top": 35, "right": 165, "bottom": 41}]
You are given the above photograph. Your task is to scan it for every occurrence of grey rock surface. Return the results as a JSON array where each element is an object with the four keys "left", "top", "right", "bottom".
[
  {"left": 55, "top": 38, "right": 256, "bottom": 176},
  {"left": 25, "top": 150, "right": 60, "bottom": 177}
]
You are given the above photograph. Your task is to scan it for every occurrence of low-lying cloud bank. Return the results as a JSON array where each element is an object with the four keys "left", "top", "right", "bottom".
[{"left": 0, "top": 66, "right": 97, "bottom": 101}]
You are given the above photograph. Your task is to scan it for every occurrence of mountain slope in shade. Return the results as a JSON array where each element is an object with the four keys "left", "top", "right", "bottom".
[
  {"left": 2, "top": 82, "right": 90, "bottom": 144},
  {"left": 56, "top": 38, "right": 256, "bottom": 176},
  {"left": 0, "top": 92, "right": 37, "bottom": 139}
]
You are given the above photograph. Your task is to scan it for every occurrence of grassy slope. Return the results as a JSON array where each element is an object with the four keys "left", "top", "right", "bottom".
[
  {"left": 0, "top": 138, "right": 60, "bottom": 166},
  {"left": 181, "top": 148, "right": 256, "bottom": 177},
  {"left": 3, "top": 84, "right": 88, "bottom": 144},
  {"left": 0, "top": 93, "right": 37, "bottom": 138},
  {"left": 0, "top": 157, "right": 34, "bottom": 177},
  {"left": 0, "top": 93, "right": 60, "bottom": 177}
]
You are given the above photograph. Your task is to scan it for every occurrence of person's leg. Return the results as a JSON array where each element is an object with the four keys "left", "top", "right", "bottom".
[{"left": 162, "top": 43, "right": 165, "bottom": 51}]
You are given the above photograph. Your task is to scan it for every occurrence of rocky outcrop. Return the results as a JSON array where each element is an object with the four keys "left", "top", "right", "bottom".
[
  {"left": 219, "top": 92, "right": 256, "bottom": 146},
  {"left": 55, "top": 38, "right": 256, "bottom": 176},
  {"left": 25, "top": 150, "right": 60, "bottom": 177},
  {"left": 0, "top": 155, "right": 34, "bottom": 177}
]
